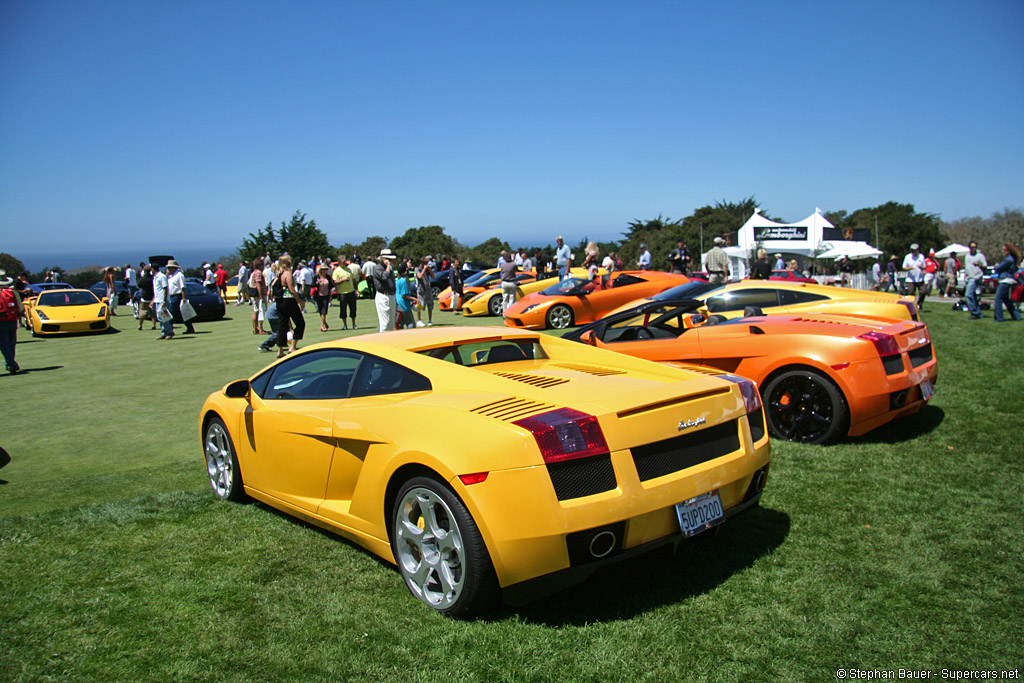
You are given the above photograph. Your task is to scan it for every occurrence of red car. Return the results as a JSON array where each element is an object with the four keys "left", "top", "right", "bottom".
[{"left": 769, "top": 270, "right": 816, "bottom": 283}]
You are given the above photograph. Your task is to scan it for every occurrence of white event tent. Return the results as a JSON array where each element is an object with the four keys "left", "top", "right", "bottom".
[{"left": 701, "top": 208, "right": 885, "bottom": 282}]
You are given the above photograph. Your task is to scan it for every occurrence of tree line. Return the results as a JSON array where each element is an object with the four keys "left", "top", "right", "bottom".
[{"left": 3, "top": 201, "right": 1021, "bottom": 286}]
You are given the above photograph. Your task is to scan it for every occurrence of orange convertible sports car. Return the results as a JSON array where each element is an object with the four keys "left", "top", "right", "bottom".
[
  {"left": 564, "top": 299, "right": 937, "bottom": 444},
  {"left": 504, "top": 271, "right": 690, "bottom": 329}
]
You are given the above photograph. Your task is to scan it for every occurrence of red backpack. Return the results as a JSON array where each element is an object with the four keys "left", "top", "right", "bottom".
[{"left": 0, "top": 288, "right": 19, "bottom": 322}]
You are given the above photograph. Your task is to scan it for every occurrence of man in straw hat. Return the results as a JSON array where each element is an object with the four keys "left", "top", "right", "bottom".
[
  {"left": 0, "top": 270, "right": 24, "bottom": 373},
  {"left": 165, "top": 260, "right": 196, "bottom": 335},
  {"left": 371, "top": 249, "right": 398, "bottom": 332}
]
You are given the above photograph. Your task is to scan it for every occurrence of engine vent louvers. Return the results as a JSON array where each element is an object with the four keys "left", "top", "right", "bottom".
[
  {"left": 676, "top": 366, "right": 722, "bottom": 376},
  {"left": 491, "top": 372, "right": 570, "bottom": 388},
  {"left": 792, "top": 317, "right": 859, "bottom": 327},
  {"left": 470, "top": 397, "right": 556, "bottom": 422},
  {"left": 551, "top": 363, "right": 626, "bottom": 377}
]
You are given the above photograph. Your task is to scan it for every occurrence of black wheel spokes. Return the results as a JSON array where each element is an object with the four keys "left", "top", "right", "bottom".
[{"left": 770, "top": 376, "right": 834, "bottom": 442}]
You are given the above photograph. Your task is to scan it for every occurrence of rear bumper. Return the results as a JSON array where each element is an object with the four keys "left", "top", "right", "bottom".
[{"left": 501, "top": 476, "right": 767, "bottom": 605}]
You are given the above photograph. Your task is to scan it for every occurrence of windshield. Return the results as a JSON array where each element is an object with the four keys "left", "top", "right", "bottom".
[
  {"left": 38, "top": 291, "right": 100, "bottom": 307},
  {"left": 652, "top": 281, "right": 722, "bottom": 301},
  {"left": 185, "top": 282, "right": 214, "bottom": 296},
  {"left": 541, "top": 277, "right": 587, "bottom": 296},
  {"left": 462, "top": 270, "right": 494, "bottom": 287}
]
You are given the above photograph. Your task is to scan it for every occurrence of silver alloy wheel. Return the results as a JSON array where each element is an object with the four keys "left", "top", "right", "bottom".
[
  {"left": 205, "top": 421, "right": 234, "bottom": 498},
  {"left": 548, "top": 304, "right": 573, "bottom": 329},
  {"left": 394, "top": 486, "right": 466, "bottom": 610}
]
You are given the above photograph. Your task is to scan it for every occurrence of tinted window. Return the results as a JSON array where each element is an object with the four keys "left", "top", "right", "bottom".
[
  {"left": 705, "top": 289, "right": 780, "bottom": 313},
  {"left": 779, "top": 290, "right": 829, "bottom": 305},
  {"left": 420, "top": 339, "right": 545, "bottom": 366},
  {"left": 611, "top": 273, "right": 645, "bottom": 288},
  {"left": 351, "top": 357, "right": 431, "bottom": 397},
  {"left": 653, "top": 281, "right": 721, "bottom": 301},
  {"left": 260, "top": 349, "right": 363, "bottom": 400},
  {"left": 185, "top": 282, "right": 213, "bottom": 296}
]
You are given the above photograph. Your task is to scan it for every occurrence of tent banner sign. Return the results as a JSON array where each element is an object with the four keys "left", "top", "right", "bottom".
[{"left": 754, "top": 225, "right": 808, "bottom": 241}]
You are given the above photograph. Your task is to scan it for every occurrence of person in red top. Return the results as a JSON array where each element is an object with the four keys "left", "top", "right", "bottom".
[
  {"left": 214, "top": 264, "right": 228, "bottom": 297},
  {"left": 923, "top": 249, "right": 939, "bottom": 297}
]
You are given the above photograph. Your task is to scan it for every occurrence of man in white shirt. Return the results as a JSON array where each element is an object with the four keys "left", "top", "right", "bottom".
[
  {"left": 153, "top": 264, "right": 172, "bottom": 339},
  {"left": 166, "top": 260, "right": 195, "bottom": 334},
  {"left": 902, "top": 243, "right": 927, "bottom": 309},
  {"left": 964, "top": 241, "right": 988, "bottom": 319},
  {"left": 236, "top": 262, "right": 248, "bottom": 305},
  {"left": 637, "top": 244, "right": 652, "bottom": 270},
  {"left": 555, "top": 236, "right": 571, "bottom": 279}
]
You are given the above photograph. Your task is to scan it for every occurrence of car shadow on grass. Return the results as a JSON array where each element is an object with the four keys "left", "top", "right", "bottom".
[
  {"left": 498, "top": 505, "right": 791, "bottom": 625},
  {"left": 845, "top": 405, "right": 945, "bottom": 445},
  {"left": 244, "top": 496, "right": 789, "bottom": 624}
]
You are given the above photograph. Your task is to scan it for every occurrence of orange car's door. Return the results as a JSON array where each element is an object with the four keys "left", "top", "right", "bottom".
[
  {"left": 693, "top": 324, "right": 768, "bottom": 375},
  {"left": 574, "top": 274, "right": 644, "bottom": 324}
]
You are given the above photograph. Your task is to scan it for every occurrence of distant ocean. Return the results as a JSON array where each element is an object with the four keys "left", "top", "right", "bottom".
[{"left": 15, "top": 245, "right": 240, "bottom": 274}]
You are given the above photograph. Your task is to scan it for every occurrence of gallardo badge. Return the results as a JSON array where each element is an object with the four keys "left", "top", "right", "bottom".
[{"left": 678, "top": 417, "right": 706, "bottom": 431}]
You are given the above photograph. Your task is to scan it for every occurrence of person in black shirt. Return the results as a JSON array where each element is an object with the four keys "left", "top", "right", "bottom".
[
  {"left": 751, "top": 249, "right": 772, "bottom": 280},
  {"left": 136, "top": 264, "right": 157, "bottom": 330}
]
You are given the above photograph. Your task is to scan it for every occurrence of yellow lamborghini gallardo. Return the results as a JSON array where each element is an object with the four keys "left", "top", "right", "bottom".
[{"left": 199, "top": 327, "right": 771, "bottom": 617}]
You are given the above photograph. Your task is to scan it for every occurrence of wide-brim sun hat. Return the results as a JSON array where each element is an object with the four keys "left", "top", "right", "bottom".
[
  {"left": 166, "top": 260, "right": 181, "bottom": 269},
  {"left": 379, "top": 248, "right": 397, "bottom": 260},
  {"left": 0, "top": 269, "right": 13, "bottom": 286}
]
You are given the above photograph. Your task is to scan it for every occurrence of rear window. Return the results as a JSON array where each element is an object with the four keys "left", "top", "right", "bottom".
[
  {"left": 420, "top": 339, "right": 547, "bottom": 366},
  {"left": 779, "top": 289, "right": 829, "bottom": 305},
  {"left": 705, "top": 289, "right": 780, "bottom": 313}
]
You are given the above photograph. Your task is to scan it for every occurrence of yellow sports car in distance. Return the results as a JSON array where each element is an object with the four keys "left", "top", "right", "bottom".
[
  {"left": 608, "top": 279, "right": 921, "bottom": 322},
  {"left": 199, "top": 327, "right": 771, "bottom": 617},
  {"left": 26, "top": 288, "right": 111, "bottom": 336},
  {"left": 461, "top": 267, "right": 600, "bottom": 317}
]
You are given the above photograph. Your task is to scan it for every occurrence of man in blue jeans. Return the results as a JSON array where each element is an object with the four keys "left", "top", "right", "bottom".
[
  {"left": 964, "top": 242, "right": 988, "bottom": 319},
  {"left": 165, "top": 260, "right": 196, "bottom": 334}
]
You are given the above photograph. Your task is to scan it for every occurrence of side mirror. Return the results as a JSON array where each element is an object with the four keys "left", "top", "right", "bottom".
[
  {"left": 101, "top": 297, "right": 110, "bottom": 304},
  {"left": 579, "top": 329, "right": 597, "bottom": 346},
  {"left": 224, "top": 379, "right": 251, "bottom": 400}
]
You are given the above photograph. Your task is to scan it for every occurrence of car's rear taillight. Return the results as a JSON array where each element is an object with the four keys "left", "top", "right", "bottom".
[
  {"left": 858, "top": 330, "right": 900, "bottom": 357},
  {"left": 514, "top": 408, "right": 609, "bottom": 463},
  {"left": 897, "top": 300, "right": 918, "bottom": 321},
  {"left": 718, "top": 374, "right": 762, "bottom": 413}
]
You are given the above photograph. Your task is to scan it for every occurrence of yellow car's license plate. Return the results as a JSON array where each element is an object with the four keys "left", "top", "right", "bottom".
[{"left": 675, "top": 491, "right": 724, "bottom": 538}]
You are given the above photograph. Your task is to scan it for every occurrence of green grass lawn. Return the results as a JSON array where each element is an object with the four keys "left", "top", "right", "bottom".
[{"left": 2, "top": 297, "right": 1022, "bottom": 682}]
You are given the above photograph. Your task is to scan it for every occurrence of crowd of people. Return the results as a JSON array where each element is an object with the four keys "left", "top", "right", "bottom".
[{"left": 4, "top": 235, "right": 1021, "bottom": 376}]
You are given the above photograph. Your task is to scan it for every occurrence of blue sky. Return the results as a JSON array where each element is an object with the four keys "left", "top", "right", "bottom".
[{"left": 2, "top": 0, "right": 1022, "bottom": 262}]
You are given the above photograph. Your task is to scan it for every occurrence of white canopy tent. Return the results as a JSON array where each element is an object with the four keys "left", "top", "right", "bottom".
[
  {"left": 733, "top": 208, "right": 838, "bottom": 257},
  {"left": 935, "top": 243, "right": 970, "bottom": 258},
  {"left": 817, "top": 241, "right": 883, "bottom": 261}
]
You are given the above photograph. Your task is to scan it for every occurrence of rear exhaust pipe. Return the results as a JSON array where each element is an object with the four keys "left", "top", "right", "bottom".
[
  {"left": 753, "top": 468, "right": 767, "bottom": 494},
  {"left": 589, "top": 530, "right": 617, "bottom": 558},
  {"left": 891, "top": 390, "right": 908, "bottom": 409}
]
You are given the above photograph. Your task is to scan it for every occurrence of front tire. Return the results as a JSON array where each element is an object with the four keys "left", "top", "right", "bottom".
[
  {"left": 546, "top": 304, "right": 574, "bottom": 329},
  {"left": 488, "top": 294, "right": 502, "bottom": 317},
  {"left": 204, "top": 417, "right": 247, "bottom": 501},
  {"left": 391, "top": 476, "right": 497, "bottom": 618},
  {"left": 762, "top": 368, "right": 848, "bottom": 444}
]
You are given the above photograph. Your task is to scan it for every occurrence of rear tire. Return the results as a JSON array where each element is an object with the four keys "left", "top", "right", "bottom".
[
  {"left": 762, "top": 368, "right": 848, "bottom": 444},
  {"left": 391, "top": 476, "right": 497, "bottom": 618}
]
